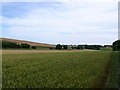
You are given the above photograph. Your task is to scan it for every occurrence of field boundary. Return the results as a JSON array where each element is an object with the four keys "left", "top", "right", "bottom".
[{"left": 104, "top": 52, "right": 119, "bottom": 88}]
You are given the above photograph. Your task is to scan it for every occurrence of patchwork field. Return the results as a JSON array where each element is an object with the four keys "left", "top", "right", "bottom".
[{"left": 2, "top": 50, "right": 113, "bottom": 88}]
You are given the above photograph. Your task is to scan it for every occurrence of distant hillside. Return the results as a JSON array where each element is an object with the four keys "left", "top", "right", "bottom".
[{"left": 0, "top": 38, "right": 55, "bottom": 47}]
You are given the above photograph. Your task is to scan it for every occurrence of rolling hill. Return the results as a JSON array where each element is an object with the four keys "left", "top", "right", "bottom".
[{"left": 0, "top": 38, "right": 55, "bottom": 48}]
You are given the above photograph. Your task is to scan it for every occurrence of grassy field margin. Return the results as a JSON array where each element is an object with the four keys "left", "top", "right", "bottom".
[{"left": 105, "top": 51, "right": 119, "bottom": 88}]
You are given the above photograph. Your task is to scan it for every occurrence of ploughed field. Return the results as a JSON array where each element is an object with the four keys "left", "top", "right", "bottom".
[{"left": 2, "top": 50, "right": 112, "bottom": 88}]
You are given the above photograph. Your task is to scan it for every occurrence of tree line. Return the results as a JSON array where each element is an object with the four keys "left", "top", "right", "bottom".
[
  {"left": 55, "top": 44, "right": 103, "bottom": 50},
  {"left": 1, "top": 41, "right": 36, "bottom": 49},
  {"left": 1, "top": 40, "right": 119, "bottom": 51}
]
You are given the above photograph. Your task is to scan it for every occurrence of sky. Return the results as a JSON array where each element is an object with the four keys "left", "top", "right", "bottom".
[{"left": 1, "top": 0, "right": 119, "bottom": 45}]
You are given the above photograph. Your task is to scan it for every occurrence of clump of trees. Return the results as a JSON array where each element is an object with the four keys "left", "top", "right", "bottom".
[
  {"left": 55, "top": 44, "right": 103, "bottom": 50},
  {"left": 2, "top": 41, "right": 20, "bottom": 49},
  {"left": 55, "top": 44, "right": 68, "bottom": 50},
  {"left": 76, "top": 45, "right": 102, "bottom": 50},
  {"left": 112, "top": 40, "right": 120, "bottom": 51},
  {"left": 2, "top": 41, "right": 36, "bottom": 49},
  {"left": 56, "top": 44, "right": 62, "bottom": 49},
  {"left": 76, "top": 45, "right": 85, "bottom": 49},
  {"left": 84, "top": 45, "right": 103, "bottom": 50}
]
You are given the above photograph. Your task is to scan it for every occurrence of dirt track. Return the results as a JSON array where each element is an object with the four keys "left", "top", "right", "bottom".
[
  {"left": 2, "top": 49, "right": 99, "bottom": 54},
  {"left": 2, "top": 50, "right": 82, "bottom": 54}
]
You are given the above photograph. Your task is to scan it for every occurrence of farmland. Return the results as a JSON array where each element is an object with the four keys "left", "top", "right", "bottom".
[{"left": 2, "top": 50, "right": 115, "bottom": 88}]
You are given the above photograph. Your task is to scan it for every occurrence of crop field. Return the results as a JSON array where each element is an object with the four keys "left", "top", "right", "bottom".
[{"left": 2, "top": 50, "right": 113, "bottom": 88}]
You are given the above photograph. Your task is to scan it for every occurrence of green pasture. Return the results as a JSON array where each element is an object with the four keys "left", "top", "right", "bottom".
[{"left": 2, "top": 50, "right": 117, "bottom": 88}]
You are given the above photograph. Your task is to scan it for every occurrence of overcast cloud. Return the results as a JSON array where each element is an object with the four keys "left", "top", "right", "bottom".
[{"left": 1, "top": 0, "right": 119, "bottom": 45}]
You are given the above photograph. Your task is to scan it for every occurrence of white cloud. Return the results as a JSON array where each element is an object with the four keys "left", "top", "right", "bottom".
[{"left": 2, "top": 1, "right": 118, "bottom": 44}]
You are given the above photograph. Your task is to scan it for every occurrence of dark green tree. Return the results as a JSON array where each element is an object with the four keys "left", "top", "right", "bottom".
[
  {"left": 56, "top": 44, "right": 62, "bottom": 49},
  {"left": 113, "top": 40, "right": 120, "bottom": 51}
]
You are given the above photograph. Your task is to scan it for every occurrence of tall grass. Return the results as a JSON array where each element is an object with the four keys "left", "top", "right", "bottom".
[
  {"left": 105, "top": 51, "right": 119, "bottom": 88},
  {"left": 2, "top": 51, "right": 112, "bottom": 88}
]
